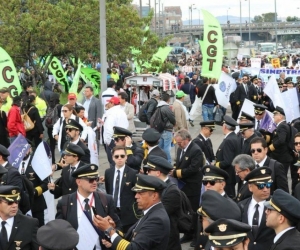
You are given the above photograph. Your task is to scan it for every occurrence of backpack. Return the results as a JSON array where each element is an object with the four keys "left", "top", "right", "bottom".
[
  {"left": 287, "top": 123, "right": 298, "bottom": 154},
  {"left": 163, "top": 183, "right": 194, "bottom": 233},
  {"left": 150, "top": 107, "right": 166, "bottom": 133},
  {"left": 22, "top": 107, "right": 35, "bottom": 131},
  {"left": 45, "top": 104, "right": 59, "bottom": 128},
  {"left": 138, "top": 103, "right": 148, "bottom": 122}
]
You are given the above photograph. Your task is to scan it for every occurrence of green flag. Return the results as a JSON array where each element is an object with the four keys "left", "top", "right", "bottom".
[
  {"left": 142, "top": 25, "right": 150, "bottom": 45},
  {"left": 152, "top": 46, "right": 172, "bottom": 63},
  {"left": 69, "top": 63, "right": 82, "bottom": 94},
  {"left": 80, "top": 68, "right": 101, "bottom": 95},
  {"left": 199, "top": 10, "right": 223, "bottom": 79},
  {"left": 48, "top": 57, "right": 69, "bottom": 89},
  {"left": 0, "top": 47, "right": 22, "bottom": 97}
]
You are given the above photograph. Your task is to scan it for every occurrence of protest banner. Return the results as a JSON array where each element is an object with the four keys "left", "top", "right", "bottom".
[
  {"left": 69, "top": 63, "right": 82, "bottom": 95},
  {"left": 8, "top": 134, "right": 30, "bottom": 168},
  {"left": 271, "top": 58, "right": 280, "bottom": 68},
  {"left": 80, "top": 68, "right": 101, "bottom": 95},
  {"left": 0, "top": 47, "right": 22, "bottom": 97},
  {"left": 250, "top": 58, "right": 261, "bottom": 69},
  {"left": 48, "top": 57, "right": 69, "bottom": 90},
  {"left": 259, "top": 68, "right": 300, "bottom": 83},
  {"left": 281, "top": 88, "right": 300, "bottom": 122},
  {"left": 199, "top": 10, "right": 223, "bottom": 79},
  {"left": 214, "top": 72, "right": 237, "bottom": 108}
]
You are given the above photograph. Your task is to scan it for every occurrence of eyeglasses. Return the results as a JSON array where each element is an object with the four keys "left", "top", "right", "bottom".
[
  {"left": 254, "top": 182, "right": 272, "bottom": 190},
  {"left": 2, "top": 200, "right": 19, "bottom": 205},
  {"left": 114, "top": 137, "right": 125, "bottom": 142},
  {"left": 236, "top": 169, "right": 246, "bottom": 174},
  {"left": 294, "top": 142, "right": 300, "bottom": 146},
  {"left": 81, "top": 177, "right": 99, "bottom": 183},
  {"left": 62, "top": 110, "right": 69, "bottom": 112},
  {"left": 283, "top": 85, "right": 287, "bottom": 88},
  {"left": 251, "top": 148, "right": 263, "bottom": 154},
  {"left": 203, "top": 180, "right": 223, "bottom": 186},
  {"left": 114, "top": 154, "right": 126, "bottom": 159}
]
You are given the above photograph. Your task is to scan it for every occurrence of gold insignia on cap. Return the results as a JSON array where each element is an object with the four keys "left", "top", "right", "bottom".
[
  {"left": 213, "top": 240, "right": 221, "bottom": 246},
  {"left": 218, "top": 224, "right": 227, "bottom": 232},
  {"left": 260, "top": 169, "right": 266, "bottom": 174},
  {"left": 206, "top": 168, "right": 210, "bottom": 172},
  {"left": 226, "top": 239, "right": 237, "bottom": 245},
  {"left": 15, "top": 241, "right": 22, "bottom": 246},
  {"left": 12, "top": 190, "right": 16, "bottom": 195},
  {"left": 91, "top": 165, "right": 95, "bottom": 170}
]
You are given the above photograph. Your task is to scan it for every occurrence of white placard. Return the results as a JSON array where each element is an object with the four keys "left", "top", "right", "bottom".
[{"left": 31, "top": 141, "right": 52, "bottom": 180}]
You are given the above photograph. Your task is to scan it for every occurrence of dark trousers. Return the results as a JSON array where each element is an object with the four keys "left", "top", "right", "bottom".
[
  {"left": 105, "top": 140, "right": 115, "bottom": 165},
  {"left": 115, "top": 208, "right": 135, "bottom": 234},
  {"left": 26, "top": 130, "right": 42, "bottom": 150},
  {"left": 282, "top": 161, "right": 298, "bottom": 193},
  {"left": 32, "top": 210, "right": 45, "bottom": 228},
  {"left": 231, "top": 103, "right": 240, "bottom": 121},
  {"left": 47, "top": 128, "right": 56, "bottom": 163},
  {"left": 186, "top": 195, "right": 200, "bottom": 239}
]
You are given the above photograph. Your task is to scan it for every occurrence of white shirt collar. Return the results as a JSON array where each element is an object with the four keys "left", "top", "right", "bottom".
[
  {"left": 71, "top": 161, "right": 80, "bottom": 169},
  {"left": 274, "top": 227, "right": 294, "bottom": 243},
  {"left": 143, "top": 202, "right": 161, "bottom": 215},
  {"left": 276, "top": 120, "right": 285, "bottom": 126},
  {"left": 2, "top": 162, "right": 8, "bottom": 167},
  {"left": 148, "top": 145, "right": 158, "bottom": 154},
  {"left": 224, "top": 131, "right": 234, "bottom": 139},
  {"left": 256, "top": 156, "right": 268, "bottom": 166},
  {"left": 71, "top": 138, "right": 80, "bottom": 144},
  {"left": 183, "top": 141, "right": 192, "bottom": 152},
  {"left": 200, "top": 132, "right": 208, "bottom": 141},
  {"left": 77, "top": 191, "right": 94, "bottom": 205}
]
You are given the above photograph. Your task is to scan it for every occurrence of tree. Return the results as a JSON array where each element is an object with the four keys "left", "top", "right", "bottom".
[
  {"left": 286, "top": 16, "right": 300, "bottom": 22},
  {"left": 0, "top": 0, "right": 167, "bottom": 82},
  {"left": 252, "top": 12, "right": 277, "bottom": 23}
]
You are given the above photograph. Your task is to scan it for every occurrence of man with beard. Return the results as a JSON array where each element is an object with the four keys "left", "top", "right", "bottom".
[{"left": 64, "top": 119, "right": 90, "bottom": 164}]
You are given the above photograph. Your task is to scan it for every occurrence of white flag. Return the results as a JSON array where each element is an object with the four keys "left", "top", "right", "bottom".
[
  {"left": 263, "top": 75, "right": 286, "bottom": 110},
  {"left": 31, "top": 141, "right": 52, "bottom": 180},
  {"left": 214, "top": 72, "right": 237, "bottom": 108},
  {"left": 281, "top": 88, "right": 300, "bottom": 122}
]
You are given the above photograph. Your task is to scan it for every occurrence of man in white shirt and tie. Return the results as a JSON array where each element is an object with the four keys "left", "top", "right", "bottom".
[{"left": 238, "top": 166, "right": 275, "bottom": 250}]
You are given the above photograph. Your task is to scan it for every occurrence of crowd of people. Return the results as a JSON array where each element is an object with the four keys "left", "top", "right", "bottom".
[{"left": 2, "top": 57, "right": 300, "bottom": 250}]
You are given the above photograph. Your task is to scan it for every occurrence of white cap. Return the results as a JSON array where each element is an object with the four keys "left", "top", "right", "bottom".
[
  {"left": 152, "top": 89, "right": 160, "bottom": 97},
  {"left": 174, "top": 69, "right": 178, "bottom": 73}
]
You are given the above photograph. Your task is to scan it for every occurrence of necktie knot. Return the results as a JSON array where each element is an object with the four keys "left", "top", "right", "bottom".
[
  {"left": 84, "top": 198, "right": 89, "bottom": 205},
  {"left": 1, "top": 221, "right": 6, "bottom": 226}
]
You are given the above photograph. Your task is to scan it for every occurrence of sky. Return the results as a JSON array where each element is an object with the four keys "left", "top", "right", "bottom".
[{"left": 133, "top": 0, "right": 300, "bottom": 22}]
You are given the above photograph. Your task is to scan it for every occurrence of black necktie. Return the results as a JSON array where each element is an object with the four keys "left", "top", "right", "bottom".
[
  {"left": 21, "top": 162, "right": 25, "bottom": 175},
  {"left": 257, "top": 120, "right": 260, "bottom": 130},
  {"left": 69, "top": 167, "right": 75, "bottom": 182},
  {"left": 114, "top": 170, "right": 120, "bottom": 207},
  {"left": 256, "top": 164, "right": 260, "bottom": 169},
  {"left": 1, "top": 221, "right": 8, "bottom": 249},
  {"left": 252, "top": 204, "right": 260, "bottom": 238},
  {"left": 84, "top": 198, "right": 92, "bottom": 218}
]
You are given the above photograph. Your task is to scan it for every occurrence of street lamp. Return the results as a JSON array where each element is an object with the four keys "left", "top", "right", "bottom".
[
  {"left": 275, "top": 0, "right": 278, "bottom": 54},
  {"left": 227, "top": 8, "right": 230, "bottom": 24},
  {"left": 239, "top": 0, "right": 242, "bottom": 40},
  {"left": 189, "top": 4, "right": 195, "bottom": 31},
  {"left": 245, "top": 0, "right": 251, "bottom": 47}
]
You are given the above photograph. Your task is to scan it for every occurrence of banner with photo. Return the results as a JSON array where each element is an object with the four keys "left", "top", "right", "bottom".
[{"left": 214, "top": 72, "right": 237, "bottom": 108}]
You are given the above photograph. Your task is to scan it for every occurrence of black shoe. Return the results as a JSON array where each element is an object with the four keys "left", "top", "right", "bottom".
[
  {"left": 190, "top": 238, "right": 196, "bottom": 247},
  {"left": 180, "top": 234, "right": 193, "bottom": 244}
]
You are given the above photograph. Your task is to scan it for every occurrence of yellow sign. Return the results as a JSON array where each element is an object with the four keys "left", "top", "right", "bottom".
[{"left": 271, "top": 58, "right": 281, "bottom": 68}]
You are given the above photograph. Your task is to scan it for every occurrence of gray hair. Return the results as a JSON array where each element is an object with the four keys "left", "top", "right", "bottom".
[
  {"left": 224, "top": 124, "right": 235, "bottom": 131},
  {"left": 174, "top": 129, "right": 192, "bottom": 141},
  {"left": 232, "top": 154, "right": 255, "bottom": 171}
]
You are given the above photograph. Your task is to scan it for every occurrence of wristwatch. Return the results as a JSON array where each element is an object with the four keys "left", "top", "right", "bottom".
[{"left": 104, "top": 226, "right": 114, "bottom": 238}]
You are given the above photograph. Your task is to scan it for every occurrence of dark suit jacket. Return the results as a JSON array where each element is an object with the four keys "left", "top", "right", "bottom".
[
  {"left": 50, "top": 161, "right": 85, "bottom": 198},
  {"left": 126, "top": 142, "right": 144, "bottom": 171},
  {"left": 162, "top": 179, "right": 181, "bottom": 250},
  {"left": 24, "top": 155, "right": 48, "bottom": 212},
  {"left": 105, "top": 165, "right": 138, "bottom": 226},
  {"left": 235, "top": 181, "right": 252, "bottom": 203},
  {"left": 56, "top": 191, "right": 121, "bottom": 250},
  {"left": 270, "top": 228, "right": 300, "bottom": 250},
  {"left": 174, "top": 141, "right": 203, "bottom": 197},
  {"left": 143, "top": 145, "right": 167, "bottom": 165},
  {"left": 242, "top": 133, "right": 258, "bottom": 155},
  {"left": 264, "top": 157, "right": 289, "bottom": 194},
  {"left": 216, "top": 132, "right": 241, "bottom": 185},
  {"left": 84, "top": 96, "right": 101, "bottom": 128},
  {"left": 112, "top": 203, "right": 170, "bottom": 250},
  {"left": 0, "top": 214, "right": 39, "bottom": 250},
  {"left": 193, "top": 134, "right": 215, "bottom": 163},
  {"left": 238, "top": 197, "right": 275, "bottom": 250},
  {"left": 270, "top": 121, "right": 293, "bottom": 163},
  {"left": 235, "top": 84, "right": 249, "bottom": 105}
]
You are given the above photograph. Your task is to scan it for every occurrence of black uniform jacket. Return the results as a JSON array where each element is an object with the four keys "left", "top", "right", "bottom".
[{"left": 105, "top": 165, "right": 138, "bottom": 226}]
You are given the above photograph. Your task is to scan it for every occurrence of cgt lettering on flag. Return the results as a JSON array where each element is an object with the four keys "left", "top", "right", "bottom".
[
  {"left": 50, "top": 60, "right": 68, "bottom": 86},
  {"left": 206, "top": 30, "right": 218, "bottom": 71}
]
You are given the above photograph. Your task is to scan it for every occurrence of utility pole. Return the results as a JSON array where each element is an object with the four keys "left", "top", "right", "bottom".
[
  {"left": 154, "top": 0, "right": 157, "bottom": 34},
  {"left": 275, "top": 0, "right": 278, "bottom": 54}
]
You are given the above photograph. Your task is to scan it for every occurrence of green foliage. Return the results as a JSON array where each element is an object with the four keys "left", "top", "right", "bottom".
[
  {"left": 286, "top": 16, "right": 300, "bottom": 22},
  {"left": 252, "top": 12, "right": 277, "bottom": 23},
  {"left": 0, "top": 0, "right": 166, "bottom": 82}
]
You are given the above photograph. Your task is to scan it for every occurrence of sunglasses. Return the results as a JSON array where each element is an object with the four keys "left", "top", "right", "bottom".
[
  {"left": 62, "top": 110, "right": 69, "bottom": 113},
  {"left": 2, "top": 200, "right": 19, "bottom": 205},
  {"left": 251, "top": 148, "right": 263, "bottom": 154},
  {"left": 114, "top": 154, "right": 126, "bottom": 159},
  {"left": 294, "top": 142, "right": 300, "bottom": 146},
  {"left": 81, "top": 177, "right": 99, "bottom": 183},
  {"left": 203, "top": 180, "right": 223, "bottom": 186},
  {"left": 114, "top": 137, "right": 125, "bottom": 142},
  {"left": 254, "top": 182, "right": 272, "bottom": 190},
  {"left": 65, "top": 128, "right": 76, "bottom": 132}
]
